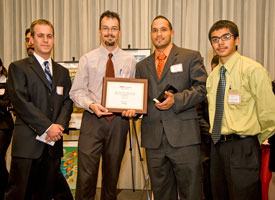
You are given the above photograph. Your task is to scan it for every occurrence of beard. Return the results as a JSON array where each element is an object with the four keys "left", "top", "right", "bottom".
[
  {"left": 153, "top": 37, "right": 171, "bottom": 50},
  {"left": 27, "top": 47, "right": 34, "bottom": 56},
  {"left": 103, "top": 34, "right": 116, "bottom": 46},
  {"left": 104, "top": 41, "right": 115, "bottom": 46}
]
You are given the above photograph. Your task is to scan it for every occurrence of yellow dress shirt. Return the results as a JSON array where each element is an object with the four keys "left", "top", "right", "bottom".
[{"left": 207, "top": 52, "right": 275, "bottom": 143}]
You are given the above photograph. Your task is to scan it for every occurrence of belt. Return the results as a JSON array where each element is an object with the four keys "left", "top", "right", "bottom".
[{"left": 219, "top": 134, "right": 253, "bottom": 143}]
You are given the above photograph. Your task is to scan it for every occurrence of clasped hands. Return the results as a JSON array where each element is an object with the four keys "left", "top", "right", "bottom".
[{"left": 45, "top": 124, "right": 64, "bottom": 143}]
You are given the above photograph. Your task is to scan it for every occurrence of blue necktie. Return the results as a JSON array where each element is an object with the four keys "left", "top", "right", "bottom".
[
  {"left": 44, "top": 61, "right": 52, "bottom": 89},
  {"left": 211, "top": 66, "right": 226, "bottom": 144}
]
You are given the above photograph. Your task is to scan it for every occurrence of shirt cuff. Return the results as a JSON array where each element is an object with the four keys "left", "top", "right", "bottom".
[
  {"left": 45, "top": 124, "right": 52, "bottom": 134},
  {"left": 84, "top": 100, "right": 95, "bottom": 113}
]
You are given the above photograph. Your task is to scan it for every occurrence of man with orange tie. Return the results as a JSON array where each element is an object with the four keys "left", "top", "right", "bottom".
[
  {"left": 70, "top": 10, "right": 137, "bottom": 200},
  {"left": 124, "top": 16, "right": 207, "bottom": 199}
]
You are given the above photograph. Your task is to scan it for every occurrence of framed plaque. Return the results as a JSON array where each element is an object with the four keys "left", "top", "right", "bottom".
[{"left": 102, "top": 77, "right": 148, "bottom": 114}]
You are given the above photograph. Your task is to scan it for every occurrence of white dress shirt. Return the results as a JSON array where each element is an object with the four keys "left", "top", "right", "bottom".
[{"left": 70, "top": 45, "right": 137, "bottom": 112}]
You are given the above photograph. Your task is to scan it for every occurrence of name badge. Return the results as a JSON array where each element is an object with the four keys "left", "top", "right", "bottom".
[
  {"left": 170, "top": 64, "right": 183, "bottom": 73},
  {"left": 56, "top": 86, "right": 64, "bottom": 95},
  {"left": 228, "top": 94, "right": 241, "bottom": 104},
  {"left": 0, "top": 89, "right": 5, "bottom": 95}
]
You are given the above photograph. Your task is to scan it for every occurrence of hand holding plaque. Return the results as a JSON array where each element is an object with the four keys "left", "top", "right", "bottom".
[{"left": 102, "top": 77, "right": 148, "bottom": 114}]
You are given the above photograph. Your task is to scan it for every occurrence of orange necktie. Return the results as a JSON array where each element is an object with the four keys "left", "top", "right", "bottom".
[
  {"left": 105, "top": 53, "right": 115, "bottom": 121},
  {"left": 157, "top": 53, "right": 167, "bottom": 79}
]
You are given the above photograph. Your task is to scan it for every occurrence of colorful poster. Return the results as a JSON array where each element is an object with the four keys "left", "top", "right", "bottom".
[{"left": 61, "top": 141, "right": 78, "bottom": 196}]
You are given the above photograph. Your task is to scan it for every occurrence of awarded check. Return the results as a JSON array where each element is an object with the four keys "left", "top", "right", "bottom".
[{"left": 102, "top": 77, "right": 148, "bottom": 114}]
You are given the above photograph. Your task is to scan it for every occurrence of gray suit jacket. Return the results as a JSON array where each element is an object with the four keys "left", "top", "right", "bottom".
[
  {"left": 136, "top": 44, "right": 207, "bottom": 149},
  {"left": 8, "top": 55, "right": 73, "bottom": 159}
]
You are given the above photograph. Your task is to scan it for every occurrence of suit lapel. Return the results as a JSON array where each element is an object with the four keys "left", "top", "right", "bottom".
[
  {"left": 160, "top": 44, "right": 179, "bottom": 81},
  {"left": 52, "top": 60, "right": 60, "bottom": 90},
  {"left": 29, "top": 55, "right": 52, "bottom": 91},
  {"left": 146, "top": 54, "right": 160, "bottom": 84}
]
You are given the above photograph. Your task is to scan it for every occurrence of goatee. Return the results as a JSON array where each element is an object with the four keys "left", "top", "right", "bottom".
[{"left": 105, "top": 41, "right": 115, "bottom": 46}]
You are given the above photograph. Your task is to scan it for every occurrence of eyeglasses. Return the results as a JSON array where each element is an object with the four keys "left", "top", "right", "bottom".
[
  {"left": 211, "top": 33, "right": 235, "bottom": 44},
  {"left": 101, "top": 26, "right": 119, "bottom": 33}
]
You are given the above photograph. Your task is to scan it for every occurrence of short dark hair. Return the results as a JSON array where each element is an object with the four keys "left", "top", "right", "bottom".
[
  {"left": 211, "top": 55, "right": 219, "bottom": 66},
  {"left": 151, "top": 15, "right": 173, "bottom": 30},
  {"left": 208, "top": 20, "right": 239, "bottom": 41},
  {"left": 30, "top": 19, "right": 54, "bottom": 37},
  {"left": 25, "top": 28, "right": 30, "bottom": 36},
  {"left": 99, "top": 10, "right": 120, "bottom": 30},
  {"left": 208, "top": 20, "right": 239, "bottom": 50},
  {"left": 0, "top": 58, "right": 8, "bottom": 77}
]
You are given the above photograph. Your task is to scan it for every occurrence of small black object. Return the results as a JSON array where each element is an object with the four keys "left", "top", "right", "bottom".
[{"left": 156, "top": 84, "right": 178, "bottom": 103}]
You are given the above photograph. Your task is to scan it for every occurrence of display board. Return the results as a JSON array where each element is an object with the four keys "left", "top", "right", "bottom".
[
  {"left": 61, "top": 141, "right": 78, "bottom": 197},
  {"left": 123, "top": 49, "right": 151, "bottom": 62},
  {"left": 59, "top": 61, "right": 83, "bottom": 129}
]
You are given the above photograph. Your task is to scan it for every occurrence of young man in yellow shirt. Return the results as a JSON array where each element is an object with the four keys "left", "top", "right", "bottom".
[{"left": 207, "top": 20, "right": 275, "bottom": 200}]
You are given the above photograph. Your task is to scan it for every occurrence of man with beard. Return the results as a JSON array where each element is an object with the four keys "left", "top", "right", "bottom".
[
  {"left": 124, "top": 16, "right": 207, "bottom": 199},
  {"left": 70, "top": 10, "right": 137, "bottom": 200},
  {"left": 25, "top": 28, "right": 34, "bottom": 56}
]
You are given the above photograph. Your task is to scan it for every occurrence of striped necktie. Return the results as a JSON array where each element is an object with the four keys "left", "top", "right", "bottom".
[
  {"left": 44, "top": 61, "right": 52, "bottom": 89},
  {"left": 211, "top": 66, "right": 226, "bottom": 144}
]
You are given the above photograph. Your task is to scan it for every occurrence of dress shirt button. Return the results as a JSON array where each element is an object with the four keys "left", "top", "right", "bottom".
[
  {"left": 160, "top": 120, "right": 162, "bottom": 123},
  {"left": 50, "top": 108, "right": 53, "bottom": 112}
]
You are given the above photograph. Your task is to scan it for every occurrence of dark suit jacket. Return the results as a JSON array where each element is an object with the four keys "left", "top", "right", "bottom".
[
  {"left": 8, "top": 55, "right": 73, "bottom": 159},
  {"left": 0, "top": 80, "right": 14, "bottom": 130},
  {"left": 136, "top": 44, "right": 207, "bottom": 149}
]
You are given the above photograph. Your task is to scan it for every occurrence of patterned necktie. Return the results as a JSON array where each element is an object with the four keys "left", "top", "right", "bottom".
[
  {"left": 44, "top": 61, "right": 52, "bottom": 89},
  {"left": 105, "top": 53, "right": 115, "bottom": 121},
  {"left": 157, "top": 53, "right": 167, "bottom": 79},
  {"left": 211, "top": 66, "right": 226, "bottom": 144}
]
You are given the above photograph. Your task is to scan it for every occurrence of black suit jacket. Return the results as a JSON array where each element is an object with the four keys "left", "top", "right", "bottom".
[
  {"left": 8, "top": 55, "right": 73, "bottom": 159},
  {"left": 136, "top": 44, "right": 207, "bottom": 149},
  {"left": 0, "top": 80, "right": 14, "bottom": 130}
]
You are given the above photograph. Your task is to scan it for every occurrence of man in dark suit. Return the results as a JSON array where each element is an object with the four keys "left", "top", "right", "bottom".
[
  {"left": 0, "top": 60, "right": 14, "bottom": 200},
  {"left": 124, "top": 16, "right": 207, "bottom": 199},
  {"left": 5, "top": 19, "right": 73, "bottom": 200}
]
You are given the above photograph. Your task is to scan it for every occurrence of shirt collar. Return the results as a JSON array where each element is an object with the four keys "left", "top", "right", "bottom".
[
  {"left": 222, "top": 51, "right": 240, "bottom": 74},
  {"left": 0, "top": 75, "right": 7, "bottom": 83},
  {"left": 99, "top": 44, "right": 119, "bottom": 57},
  {"left": 33, "top": 52, "right": 52, "bottom": 68},
  {"left": 155, "top": 43, "right": 173, "bottom": 61}
]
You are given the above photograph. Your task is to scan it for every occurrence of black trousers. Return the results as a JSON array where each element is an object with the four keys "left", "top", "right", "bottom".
[
  {"left": 200, "top": 134, "right": 212, "bottom": 200},
  {"left": 146, "top": 133, "right": 201, "bottom": 200},
  {"left": 75, "top": 112, "right": 129, "bottom": 200},
  {"left": 0, "top": 129, "right": 12, "bottom": 200},
  {"left": 210, "top": 136, "right": 261, "bottom": 200},
  {"left": 4, "top": 146, "right": 73, "bottom": 200}
]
